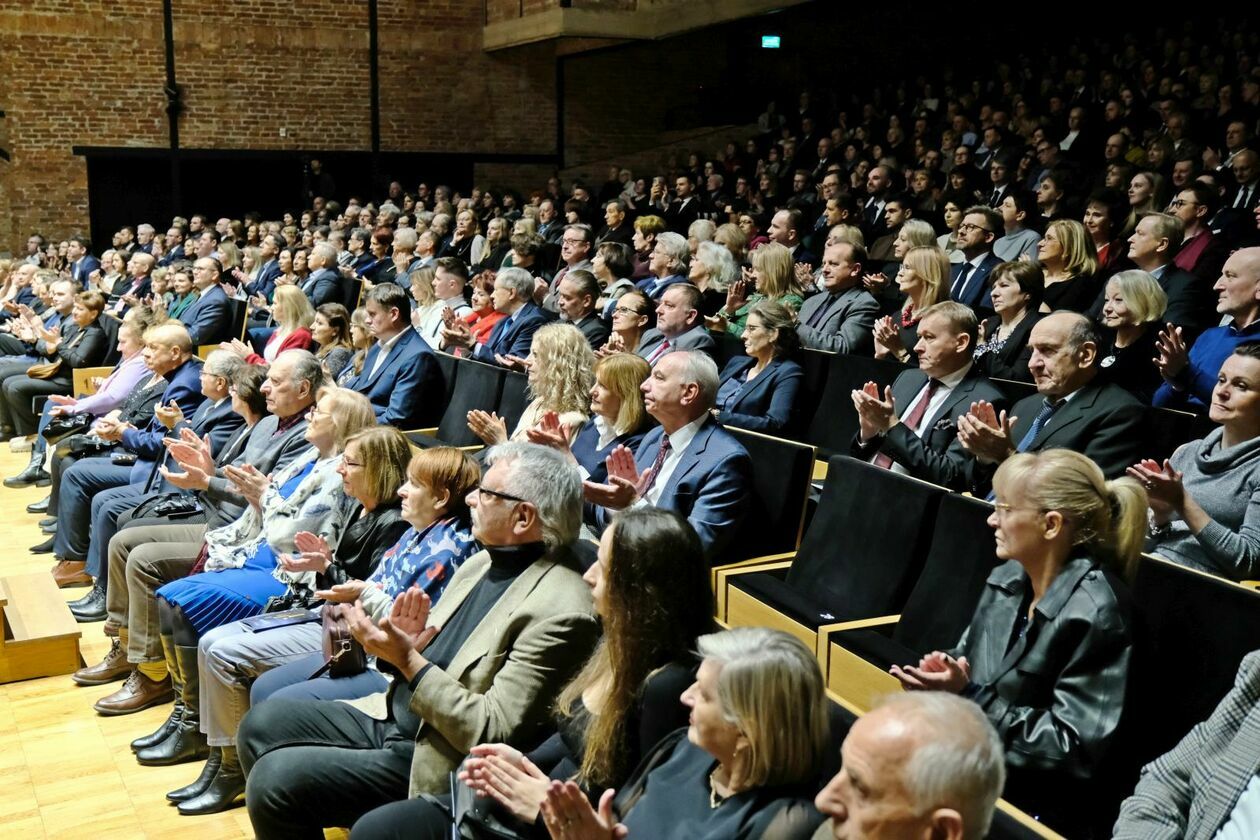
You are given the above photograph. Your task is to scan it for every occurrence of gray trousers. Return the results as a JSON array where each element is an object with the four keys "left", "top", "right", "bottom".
[
  {"left": 104, "top": 521, "right": 206, "bottom": 663},
  {"left": 198, "top": 618, "right": 323, "bottom": 746}
]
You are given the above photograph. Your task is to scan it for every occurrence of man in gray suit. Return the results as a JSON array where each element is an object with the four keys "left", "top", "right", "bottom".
[
  {"left": 796, "top": 241, "right": 879, "bottom": 354},
  {"left": 636, "top": 283, "right": 716, "bottom": 365},
  {"left": 1114, "top": 650, "right": 1260, "bottom": 839}
]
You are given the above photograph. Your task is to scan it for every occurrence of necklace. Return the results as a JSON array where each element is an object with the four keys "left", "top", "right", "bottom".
[{"left": 708, "top": 769, "right": 728, "bottom": 809}]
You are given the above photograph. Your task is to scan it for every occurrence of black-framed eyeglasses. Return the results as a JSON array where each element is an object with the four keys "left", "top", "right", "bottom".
[
  {"left": 1168, "top": 199, "right": 1199, "bottom": 208},
  {"left": 476, "top": 484, "right": 529, "bottom": 504},
  {"left": 957, "top": 223, "right": 992, "bottom": 234}
]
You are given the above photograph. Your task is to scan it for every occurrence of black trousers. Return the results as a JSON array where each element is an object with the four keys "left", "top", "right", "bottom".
[
  {"left": 238, "top": 697, "right": 413, "bottom": 839},
  {"left": 350, "top": 795, "right": 452, "bottom": 840}
]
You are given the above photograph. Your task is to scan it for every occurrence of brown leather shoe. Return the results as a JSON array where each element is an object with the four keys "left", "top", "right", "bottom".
[
  {"left": 72, "top": 637, "right": 130, "bottom": 686},
  {"left": 93, "top": 670, "right": 174, "bottom": 716},
  {"left": 52, "top": 559, "right": 91, "bottom": 588}
]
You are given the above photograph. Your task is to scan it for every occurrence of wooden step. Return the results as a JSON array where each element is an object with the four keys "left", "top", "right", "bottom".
[{"left": 0, "top": 573, "right": 83, "bottom": 683}]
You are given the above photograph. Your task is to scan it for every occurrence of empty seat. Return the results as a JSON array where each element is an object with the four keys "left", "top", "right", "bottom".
[
  {"left": 725, "top": 428, "right": 815, "bottom": 561},
  {"left": 804, "top": 354, "right": 906, "bottom": 462},
  {"left": 407, "top": 356, "right": 505, "bottom": 449}
]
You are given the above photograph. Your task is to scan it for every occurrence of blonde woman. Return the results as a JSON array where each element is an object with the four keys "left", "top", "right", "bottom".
[
  {"left": 862, "top": 218, "right": 938, "bottom": 301},
  {"left": 337, "top": 307, "right": 374, "bottom": 385},
  {"left": 1096, "top": 269, "right": 1168, "bottom": 403},
  {"left": 223, "top": 285, "right": 314, "bottom": 364},
  {"left": 467, "top": 322, "right": 594, "bottom": 446},
  {"left": 689, "top": 240, "right": 738, "bottom": 316},
  {"left": 873, "top": 245, "right": 952, "bottom": 363},
  {"left": 446, "top": 208, "right": 485, "bottom": 266},
  {"left": 710, "top": 241, "right": 804, "bottom": 337},
  {"left": 1037, "top": 219, "right": 1100, "bottom": 313},
  {"left": 407, "top": 265, "right": 439, "bottom": 332}
]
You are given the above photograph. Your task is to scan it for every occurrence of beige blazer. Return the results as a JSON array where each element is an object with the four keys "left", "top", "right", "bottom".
[{"left": 405, "top": 543, "right": 599, "bottom": 797}]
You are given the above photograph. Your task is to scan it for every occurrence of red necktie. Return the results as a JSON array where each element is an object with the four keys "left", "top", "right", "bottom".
[
  {"left": 640, "top": 435, "right": 672, "bottom": 496},
  {"left": 646, "top": 338, "right": 672, "bottom": 366},
  {"left": 874, "top": 379, "right": 940, "bottom": 470}
]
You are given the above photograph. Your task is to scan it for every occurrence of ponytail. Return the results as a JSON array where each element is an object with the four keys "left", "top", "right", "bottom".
[{"left": 1103, "top": 477, "right": 1148, "bottom": 580}]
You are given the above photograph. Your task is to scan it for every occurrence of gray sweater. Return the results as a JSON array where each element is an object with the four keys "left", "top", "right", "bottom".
[{"left": 1151, "top": 427, "right": 1260, "bottom": 581}]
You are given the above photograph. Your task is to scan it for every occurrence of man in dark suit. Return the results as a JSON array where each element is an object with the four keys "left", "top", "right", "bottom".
[
  {"left": 796, "top": 241, "right": 879, "bottom": 354},
  {"left": 595, "top": 199, "right": 634, "bottom": 247},
  {"left": 949, "top": 206, "right": 1004, "bottom": 315},
  {"left": 245, "top": 234, "right": 284, "bottom": 303},
  {"left": 344, "top": 283, "right": 441, "bottom": 429},
  {"left": 180, "top": 258, "right": 236, "bottom": 346},
  {"left": 957, "top": 312, "right": 1145, "bottom": 493},
  {"left": 539, "top": 224, "right": 593, "bottom": 313},
  {"left": 585, "top": 350, "right": 752, "bottom": 560},
  {"left": 636, "top": 283, "right": 716, "bottom": 365},
  {"left": 49, "top": 323, "right": 206, "bottom": 584},
  {"left": 299, "top": 242, "right": 342, "bottom": 308},
  {"left": 767, "top": 207, "right": 819, "bottom": 269},
  {"left": 1085, "top": 212, "right": 1204, "bottom": 331},
  {"left": 861, "top": 165, "right": 894, "bottom": 240},
  {"left": 1114, "top": 650, "right": 1260, "bottom": 839},
  {"left": 851, "top": 302, "right": 1007, "bottom": 490},
  {"left": 442, "top": 267, "right": 550, "bottom": 367},
  {"left": 66, "top": 236, "right": 100, "bottom": 287},
  {"left": 108, "top": 252, "right": 156, "bottom": 318},
  {"left": 555, "top": 269, "right": 609, "bottom": 349},
  {"left": 157, "top": 226, "right": 186, "bottom": 268},
  {"left": 660, "top": 174, "right": 702, "bottom": 235},
  {"left": 635, "top": 231, "right": 691, "bottom": 302}
]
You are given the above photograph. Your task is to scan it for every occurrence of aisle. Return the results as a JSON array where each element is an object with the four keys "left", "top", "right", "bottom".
[{"left": 0, "top": 445, "right": 255, "bottom": 839}]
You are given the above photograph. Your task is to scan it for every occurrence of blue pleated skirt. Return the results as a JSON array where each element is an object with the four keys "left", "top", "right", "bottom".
[{"left": 156, "top": 542, "right": 287, "bottom": 635}]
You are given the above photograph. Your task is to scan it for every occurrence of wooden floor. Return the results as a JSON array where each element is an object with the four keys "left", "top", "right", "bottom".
[{"left": 0, "top": 445, "right": 258, "bottom": 839}]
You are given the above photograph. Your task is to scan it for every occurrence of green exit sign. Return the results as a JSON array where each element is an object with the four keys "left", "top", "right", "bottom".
[{"left": 761, "top": 35, "right": 781, "bottom": 49}]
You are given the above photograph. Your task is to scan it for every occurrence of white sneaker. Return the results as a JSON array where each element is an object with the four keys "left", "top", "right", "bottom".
[{"left": 9, "top": 436, "right": 32, "bottom": 453}]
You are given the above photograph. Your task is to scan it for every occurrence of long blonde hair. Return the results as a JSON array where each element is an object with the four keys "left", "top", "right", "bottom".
[
  {"left": 901, "top": 245, "right": 951, "bottom": 315},
  {"left": 750, "top": 241, "right": 803, "bottom": 300},
  {"left": 1046, "top": 220, "right": 1100, "bottom": 279},
  {"left": 528, "top": 323, "right": 595, "bottom": 416},
  {"left": 992, "top": 449, "right": 1147, "bottom": 578},
  {"left": 273, "top": 285, "right": 315, "bottom": 332}
]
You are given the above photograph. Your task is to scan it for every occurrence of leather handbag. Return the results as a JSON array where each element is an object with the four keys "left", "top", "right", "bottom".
[
  {"left": 316, "top": 603, "right": 368, "bottom": 679},
  {"left": 42, "top": 414, "right": 92, "bottom": 444},
  {"left": 25, "top": 358, "right": 63, "bottom": 380}
]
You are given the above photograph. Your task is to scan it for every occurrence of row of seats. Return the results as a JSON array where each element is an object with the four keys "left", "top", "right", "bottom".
[{"left": 716, "top": 454, "right": 1260, "bottom": 834}]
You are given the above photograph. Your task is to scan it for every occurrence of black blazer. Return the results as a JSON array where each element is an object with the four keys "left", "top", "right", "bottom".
[
  {"left": 715, "top": 356, "right": 803, "bottom": 434},
  {"left": 850, "top": 366, "right": 1007, "bottom": 491},
  {"left": 1085, "top": 266, "right": 1204, "bottom": 332},
  {"left": 973, "top": 311, "right": 1043, "bottom": 383},
  {"left": 317, "top": 500, "right": 410, "bottom": 588},
  {"left": 950, "top": 555, "right": 1131, "bottom": 827},
  {"left": 48, "top": 320, "right": 108, "bottom": 381},
  {"left": 1096, "top": 326, "right": 1163, "bottom": 404}
]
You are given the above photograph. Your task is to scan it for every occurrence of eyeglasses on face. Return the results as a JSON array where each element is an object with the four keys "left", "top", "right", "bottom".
[{"left": 475, "top": 484, "right": 529, "bottom": 504}]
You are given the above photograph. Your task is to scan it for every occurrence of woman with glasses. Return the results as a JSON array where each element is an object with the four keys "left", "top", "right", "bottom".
[
  {"left": 892, "top": 449, "right": 1145, "bottom": 831},
  {"left": 713, "top": 300, "right": 803, "bottom": 433},
  {"left": 709, "top": 242, "right": 805, "bottom": 339},
  {"left": 598, "top": 289, "right": 652, "bottom": 357},
  {"left": 1037, "top": 220, "right": 1100, "bottom": 313}
]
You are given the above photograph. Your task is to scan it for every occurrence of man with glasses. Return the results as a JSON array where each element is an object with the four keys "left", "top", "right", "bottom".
[
  {"left": 76, "top": 351, "right": 320, "bottom": 715},
  {"left": 948, "top": 207, "right": 1004, "bottom": 314},
  {"left": 539, "top": 223, "right": 593, "bottom": 313},
  {"left": 238, "top": 443, "right": 600, "bottom": 836},
  {"left": 1171, "top": 183, "right": 1230, "bottom": 287},
  {"left": 178, "top": 257, "right": 235, "bottom": 346},
  {"left": 1099, "top": 212, "right": 1203, "bottom": 330}
]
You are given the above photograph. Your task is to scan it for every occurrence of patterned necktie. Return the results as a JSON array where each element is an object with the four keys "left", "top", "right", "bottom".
[
  {"left": 646, "top": 338, "right": 672, "bottom": 366},
  {"left": 873, "top": 379, "right": 940, "bottom": 469},
  {"left": 640, "top": 435, "right": 672, "bottom": 497},
  {"left": 1015, "top": 398, "right": 1064, "bottom": 452}
]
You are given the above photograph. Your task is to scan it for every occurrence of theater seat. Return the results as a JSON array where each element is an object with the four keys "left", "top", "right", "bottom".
[
  {"left": 717, "top": 455, "right": 945, "bottom": 662},
  {"left": 819, "top": 492, "right": 997, "bottom": 712},
  {"left": 804, "top": 354, "right": 906, "bottom": 480},
  {"left": 496, "top": 370, "right": 530, "bottom": 433},
  {"left": 724, "top": 428, "right": 814, "bottom": 562},
  {"left": 407, "top": 356, "right": 505, "bottom": 449}
]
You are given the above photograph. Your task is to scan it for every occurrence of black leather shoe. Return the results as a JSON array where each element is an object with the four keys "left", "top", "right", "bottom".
[
  {"left": 177, "top": 751, "right": 245, "bottom": 815},
  {"left": 70, "top": 584, "right": 107, "bottom": 622},
  {"left": 26, "top": 495, "right": 50, "bottom": 514},
  {"left": 167, "top": 749, "right": 221, "bottom": 803},
  {"left": 29, "top": 536, "right": 55, "bottom": 554},
  {"left": 135, "top": 719, "right": 209, "bottom": 766},
  {"left": 39, "top": 517, "right": 56, "bottom": 527}
]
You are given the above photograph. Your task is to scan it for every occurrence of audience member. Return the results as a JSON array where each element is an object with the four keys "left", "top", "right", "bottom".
[
  {"left": 972, "top": 261, "right": 1045, "bottom": 383},
  {"left": 636, "top": 283, "right": 717, "bottom": 364},
  {"left": 796, "top": 241, "right": 878, "bottom": 354},
  {"left": 711, "top": 241, "right": 805, "bottom": 339},
  {"left": 1096, "top": 270, "right": 1169, "bottom": 403},
  {"left": 442, "top": 267, "right": 550, "bottom": 367},
  {"left": 873, "top": 245, "right": 951, "bottom": 364},
  {"left": 343, "top": 282, "right": 441, "bottom": 428},
  {"left": 714, "top": 299, "right": 803, "bottom": 433}
]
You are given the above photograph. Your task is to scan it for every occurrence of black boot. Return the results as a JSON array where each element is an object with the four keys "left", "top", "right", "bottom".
[
  {"left": 177, "top": 746, "right": 246, "bottom": 815},
  {"left": 5, "top": 449, "right": 50, "bottom": 488},
  {"left": 135, "top": 645, "right": 208, "bottom": 766},
  {"left": 131, "top": 634, "right": 183, "bottom": 752},
  {"left": 26, "top": 495, "right": 50, "bottom": 514},
  {"left": 167, "top": 747, "right": 221, "bottom": 803},
  {"left": 69, "top": 582, "right": 107, "bottom": 623},
  {"left": 29, "top": 536, "right": 55, "bottom": 554}
]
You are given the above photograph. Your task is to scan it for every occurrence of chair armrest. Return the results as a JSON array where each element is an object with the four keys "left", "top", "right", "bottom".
[
  {"left": 994, "top": 800, "right": 1067, "bottom": 838},
  {"left": 816, "top": 615, "right": 900, "bottom": 669},
  {"left": 405, "top": 427, "right": 439, "bottom": 436},
  {"left": 711, "top": 550, "right": 798, "bottom": 588},
  {"left": 457, "top": 444, "right": 484, "bottom": 453},
  {"left": 196, "top": 344, "right": 216, "bottom": 361},
  {"left": 821, "top": 634, "right": 903, "bottom": 713},
  {"left": 812, "top": 459, "right": 829, "bottom": 481},
  {"left": 1241, "top": 579, "right": 1260, "bottom": 591},
  {"left": 714, "top": 558, "right": 794, "bottom": 622}
]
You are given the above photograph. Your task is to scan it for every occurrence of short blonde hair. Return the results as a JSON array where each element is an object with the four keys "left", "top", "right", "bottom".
[
  {"left": 272, "top": 285, "right": 316, "bottom": 332},
  {"left": 1105, "top": 269, "right": 1168, "bottom": 325},
  {"left": 315, "top": 386, "right": 377, "bottom": 454},
  {"left": 749, "top": 241, "right": 803, "bottom": 300},
  {"left": 594, "top": 353, "right": 650, "bottom": 435},
  {"left": 697, "top": 627, "right": 829, "bottom": 789}
]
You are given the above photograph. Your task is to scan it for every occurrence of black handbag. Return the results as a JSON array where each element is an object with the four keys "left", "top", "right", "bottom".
[
  {"left": 42, "top": 414, "right": 91, "bottom": 445},
  {"left": 129, "top": 492, "right": 203, "bottom": 521}
]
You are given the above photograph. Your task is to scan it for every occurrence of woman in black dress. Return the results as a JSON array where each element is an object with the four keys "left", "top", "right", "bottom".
[{"left": 1096, "top": 269, "right": 1168, "bottom": 404}]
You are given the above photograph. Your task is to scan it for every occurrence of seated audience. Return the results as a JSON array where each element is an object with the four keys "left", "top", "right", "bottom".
[
  {"left": 796, "top": 240, "right": 879, "bottom": 354},
  {"left": 993, "top": 189, "right": 1042, "bottom": 262},
  {"left": 1153, "top": 247, "right": 1260, "bottom": 409},
  {"left": 441, "top": 267, "right": 550, "bottom": 367},
  {"left": 352, "top": 506, "right": 712, "bottom": 838},
  {"left": 815, "top": 693, "right": 1005, "bottom": 839},
  {"left": 310, "top": 302, "right": 353, "bottom": 380},
  {"left": 598, "top": 289, "right": 651, "bottom": 358},
  {"left": 1133, "top": 343, "right": 1260, "bottom": 582},
  {"left": 1096, "top": 269, "right": 1169, "bottom": 403},
  {"left": 234, "top": 285, "right": 314, "bottom": 365},
  {"left": 1087, "top": 212, "right": 1201, "bottom": 330},
  {"left": 893, "top": 448, "right": 1145, "bottom": 831},
  {"left": 948, "top": 206, "right": 1004, "bottom": 315},
  {"left": 1083, "top": 187, "right": 1132, "bottom": 278},
  {"left": 554, "top": 269, "right": 610, "bottom": 349},
  {"left": 714, "top": 299, "right": 804, "bottom": 433},
  {"left": 592, "top": 240, "right": 637, "bottom": 320},
  {"left": 1170, "top": 181, "right": 1230, "bottom": 287},
  {"left": 461, "top": 272, "right": 507, "bottom": 350},
  {"left": 853, "top": 301, "right": 1006, "bottom": 490},
  {"left": 635, "top": 230, "right": 691, "bottom": 303},
  {"left": 417, "top": 258, "right": 471, "bottom": 346},
  {"left": 1038, "top": 219, "right": 1100, "bottom": 313},
  {"left": 958, "top": 311, "right": 1145, "bottom": 490},
  {"left": 873, "top": 245, "right": 951, "bottom": 364},
  {"left": 972, "top": 261, "right": 1045, "bottom": 383},
  {"left": 1113, "top": 649, "right": 1260, "bottom": 838},
  {"left": 688, "top": 240, "right": 737, "bottom": 317},
  {"left": 635, "top": 284, "right": 717, "bottom": 364},
  {"left": 179, "top": 258, "right": 236, "bottom": 346},
  {"left": 343, "top": 282, "right": 442, "bottom": 428},
  {"left": 711, "top": 241, "right": 805, "bottom": 338},
  {"left": 585, "top": 350, "right": 751, "bottom": 560},
  {"left": 336, "top": 307, "right": 374, "bottom": 385},
  {"left": 538, "top": 627, "right": 829, "bottom": 840},
  {"left": 237, "top": 443, "right": 600, "bottom": 836}
]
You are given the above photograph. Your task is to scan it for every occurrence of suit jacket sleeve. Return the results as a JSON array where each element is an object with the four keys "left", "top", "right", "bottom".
[
  {"left": 378, "top": 346, "right": 437, "bottom": 427},
  {"left": 186, "top": 291, "right": 231, "bottom": 345},
  {"left": 310, "top": 276, "right": 339, "bottom": 308},
  {"left": 1081, "top": 397, "right": 1147, "bottom": 479},
  {"left": 1113, "top": 652, "right": 1260, "bottom": 839},
  {"left": 716, "top": 364, "right": 803, "bottom": 433},
  {"left": 880, "top": 411, "right": 998, "bottom": 492},
  {"left": 797, "top": 295, "right": 877, "bottom": 354},
  {"left": 409, "top": 608, "right": 600, "bottom": 755},
  {"left": 687, "top": 446, "right": 754, "bottom": 559}
]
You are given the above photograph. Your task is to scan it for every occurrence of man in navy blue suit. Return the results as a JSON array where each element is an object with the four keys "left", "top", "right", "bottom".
[
  {"left": 179, "top": 258, "right": 236, "bottom": 345},
  {"left": 635, "top": 231, "right": 691, "bottom": 301},
  {"left": 246, "top": 234, "right": 284, "bottom": 303},
  {"left": 299, "top": 243, "right": 342, "bottom": 308},
  {"left": 48, "top": 323, "right": 206, "bottom": 583},
  {"left": 65, "top": 236, "right": 100, "bottom": 287},
  {"left": 584, "top": 350, "right": 752, "bottom": 560},
  {"left": 949, "top": 206, "right": 1004, "bottom": 316},
  {"left": 441, "top": 267, "right": 551, "bottom": 366},
  {"left": 344, "top": 283, "right": 442, "bottom": 429}
]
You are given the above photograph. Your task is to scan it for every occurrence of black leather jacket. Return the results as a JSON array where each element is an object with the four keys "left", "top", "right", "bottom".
[{"left": 950, "top": 555, "right": 1132, "bottom": 781}]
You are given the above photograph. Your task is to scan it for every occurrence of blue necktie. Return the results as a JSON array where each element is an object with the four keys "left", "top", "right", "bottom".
[{"left": 1015, "top": 399, "right": 1063, "bottom": 452}]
